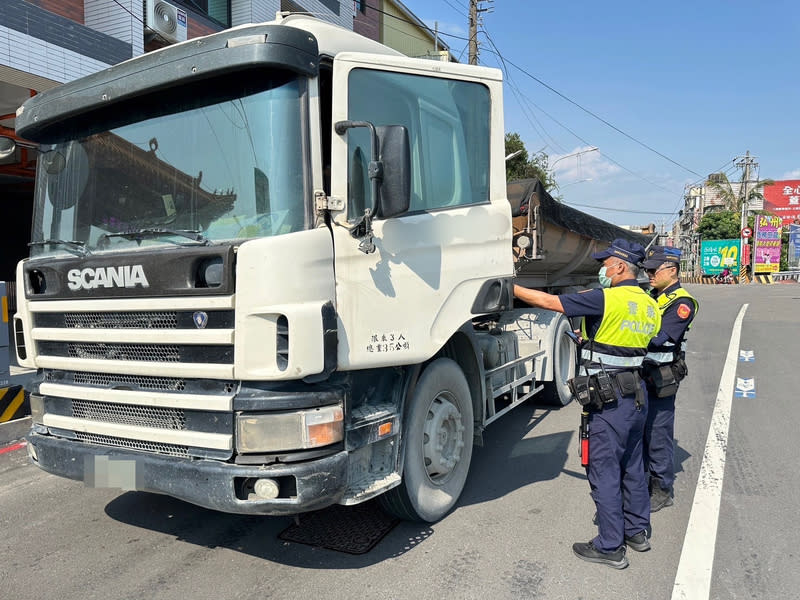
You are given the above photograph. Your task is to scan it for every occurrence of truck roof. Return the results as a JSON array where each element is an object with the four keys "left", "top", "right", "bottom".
[
  {"left": 278, "top": 14, "right": 404, "bottom": 59},
  {"left": 18, "top": 14, "right": 404, "bottom": 140}
]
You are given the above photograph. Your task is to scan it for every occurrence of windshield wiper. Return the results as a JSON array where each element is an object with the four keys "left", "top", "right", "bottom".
[
  {"left": 97, "top": 228, "right": 210, "bottom": 246},
  {"left": 29, "top": 239, "right": 90, "bottom": 257}
]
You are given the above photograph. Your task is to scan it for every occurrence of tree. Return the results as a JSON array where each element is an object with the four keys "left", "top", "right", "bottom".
[
  {"left": 706, "top": 173, "right": 774, "bottom": 213},
  {"left": 505, "top": 133, "right": 556, "bottom": 190},
  {"left": 696, "top": 210, "right": 740, "bottom": 240}
]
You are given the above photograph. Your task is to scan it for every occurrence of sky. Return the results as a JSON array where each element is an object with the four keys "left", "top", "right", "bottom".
[{"left": 396, "top": 0, "right": 800, "bottom": 231}]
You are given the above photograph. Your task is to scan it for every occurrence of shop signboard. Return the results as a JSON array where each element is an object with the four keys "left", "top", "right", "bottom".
[
  {"left": 788, "top": 224, "right": 800, "bottom": 270},
  {"left": 753, "top": 215, "right": 782, "bottom": 273},
  {"left": 700, "top": 239, "right": 739, "bottom": 275},
  {"left": 762, "top": 180, "right": 800, "bottom": 226}
]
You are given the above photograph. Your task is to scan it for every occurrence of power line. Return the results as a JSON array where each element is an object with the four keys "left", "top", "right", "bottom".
[
  {"left": 363, "top": 2, "right": 471, "bottom": 44},
  {"left": 480, "top": 32, "right": 565, "bottom": 153},
  {"left": 440, "top": 0, "right": 468, "bottom": 18},
  {"left": 566, "top": 202, "right": 677, "bottom": 216},
  {"left": 478, "top": 31, "right": 683, "bottom": 198},
  {"left": 111, "top": 0, "right": 144, "bottom": 25},
  {"left": 477, "top": 37, "right": 703, "bottom": 179}
]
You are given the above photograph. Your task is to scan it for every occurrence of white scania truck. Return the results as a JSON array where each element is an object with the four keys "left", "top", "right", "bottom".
[{"left": 14, "top": 14, "right": 647, "bottom": 522}]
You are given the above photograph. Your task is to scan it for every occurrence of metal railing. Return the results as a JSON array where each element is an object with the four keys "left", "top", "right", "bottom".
[{"left": 772, "top": 271, "right": 800, "bottom": 281}]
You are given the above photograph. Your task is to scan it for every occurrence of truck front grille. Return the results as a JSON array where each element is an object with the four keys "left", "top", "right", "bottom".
[
  {"left": 34, "top": 310, "right": 234, "bottom": 330},
  {"left": 45, "top": 371, "right": 237, "bottom": 394},
  {"left": 75, "top": 432, "right": 189, "bottom": 457},
  {"left": 64, "top": 311, "right": 178, "bottom": 329},
  {"left": 71, "top": 371, "right": 187, "bottom": 391},
  {"left": 38, "top": 342, "right": 234, "bottom": 364},
  {"left": 72, "top": 399, "right": 186, "bottom": 430},
  {"left": 69, "top": 342, "right": 181, "bottom": 362}
]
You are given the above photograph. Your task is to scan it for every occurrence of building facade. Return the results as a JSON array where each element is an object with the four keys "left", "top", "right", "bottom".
[
  {"left": 0, "top": 0, "right": 357, "bottom": 285},
  {"left": 675, "top": 176, "right": 747, "bottom": 274},
  {"left": 0, "top": 0, "right": 454, "bottom": 287}
]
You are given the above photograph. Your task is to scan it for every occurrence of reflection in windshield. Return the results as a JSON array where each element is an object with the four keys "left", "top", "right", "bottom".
[{"left": 31, "top": 74, "right": 308, "bottom": 257}]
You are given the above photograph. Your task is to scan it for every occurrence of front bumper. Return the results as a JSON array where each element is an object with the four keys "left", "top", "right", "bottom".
[{"left": 27, "top": 431, "right": 348, "bottom": 515}]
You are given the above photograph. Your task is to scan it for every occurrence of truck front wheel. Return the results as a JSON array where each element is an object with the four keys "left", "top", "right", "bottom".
[
  {"left": 538, "top": 315, "right": 576, "bottom": 406},
  {"left": 379, "top": 358, "right": 474, "bottom": 522}
]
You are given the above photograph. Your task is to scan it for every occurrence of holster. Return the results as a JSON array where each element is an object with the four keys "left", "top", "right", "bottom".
[
  {"left": 642, "top": 362, "right": 679, "bottom": 398},
  {"left": 568, "top": 372, "right": 622, "bottom": 411},
  {"left": 568, "top": 375, "right": 596, "bottom": 408},
  {"left": 672, "top": 357, "right": 688, "bottom": 382},
  {"left": 614, "top": 370, "right": 645, "bottom": 407}
]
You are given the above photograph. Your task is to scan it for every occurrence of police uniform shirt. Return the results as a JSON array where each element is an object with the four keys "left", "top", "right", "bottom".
[
  {"left": 647, "top": 282, "right": 695, "bottom": 350},
  {"left": 558, "top": 279, "right": 642, "bottom": 339}
]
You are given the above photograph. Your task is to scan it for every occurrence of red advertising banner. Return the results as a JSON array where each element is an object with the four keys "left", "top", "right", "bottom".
[
  {"left": 762, "top": 180, "right": 800, "bottom": 225},
  {"left": 753, "top": 214, "right": 782, "bottom": 273}
]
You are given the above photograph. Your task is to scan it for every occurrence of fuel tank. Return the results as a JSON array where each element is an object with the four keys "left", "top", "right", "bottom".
[{"left": 508, "top": 179, "right": 652, "bottom": 290}]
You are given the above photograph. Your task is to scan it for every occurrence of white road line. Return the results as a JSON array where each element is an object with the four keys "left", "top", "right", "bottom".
[{"left": 672, "top": 303, "right": 749, "bottom": 600}]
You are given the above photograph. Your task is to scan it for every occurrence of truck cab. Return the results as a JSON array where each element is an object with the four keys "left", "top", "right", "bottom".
[{"left": 15, "top": 15, "right": 546, "bottom": 522}]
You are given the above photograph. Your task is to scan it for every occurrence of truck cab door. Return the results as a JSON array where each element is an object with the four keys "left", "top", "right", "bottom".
[{"left": 329, "top": 53, "right": 513, "bottom": 370}]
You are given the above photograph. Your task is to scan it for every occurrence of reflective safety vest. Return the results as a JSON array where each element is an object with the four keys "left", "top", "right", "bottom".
[
  {"left": 645, "top": 286, "right": 699, "bottom": 365},
  {"left": 580, "top": 285, "right": 661, "bottom": 374}
]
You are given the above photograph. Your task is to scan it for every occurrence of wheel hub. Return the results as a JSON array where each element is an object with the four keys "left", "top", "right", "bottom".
[{"left": 422, "top": 393, "right": 465, "bottom": 482}]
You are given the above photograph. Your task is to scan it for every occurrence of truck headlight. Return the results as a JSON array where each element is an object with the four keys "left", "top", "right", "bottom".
[{"left": 236, "top": 405, "right": 344, "bottom": 453}]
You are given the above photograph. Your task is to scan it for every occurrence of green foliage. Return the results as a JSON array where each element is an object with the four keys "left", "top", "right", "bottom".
[
  {"left": 696, "top": 210, "right": 741, "bottom": 240},
  {"left": 706, "top": 173, "right": 775, "bottom": 212},
  {"left": 505, "top": 132, "right": 556, "bottom": 190},
  {"left": 781, "top": 230, "right": 789, "bottom": 271}
]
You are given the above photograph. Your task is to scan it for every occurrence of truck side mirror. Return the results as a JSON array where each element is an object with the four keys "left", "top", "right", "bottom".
[{"left": 375, "top": 125, "right": 410, "bottom": 219}]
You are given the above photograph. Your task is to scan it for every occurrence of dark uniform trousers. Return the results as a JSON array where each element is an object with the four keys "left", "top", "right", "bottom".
[
  {"left": 588, "top": 377, "right": 650, "bottom": 552},
  {"left": 643, "top": 390, "right": 676, "bottom": 493}
]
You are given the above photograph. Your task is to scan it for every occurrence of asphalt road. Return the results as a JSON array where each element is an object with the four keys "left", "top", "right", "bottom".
[{"left": 0, "top": 282, "right": 797, "bottom": 600}]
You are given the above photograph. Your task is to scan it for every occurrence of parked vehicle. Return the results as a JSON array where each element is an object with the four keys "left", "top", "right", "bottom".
[{"left": 14, "top": 14, "right": 648, "bottom": 522}]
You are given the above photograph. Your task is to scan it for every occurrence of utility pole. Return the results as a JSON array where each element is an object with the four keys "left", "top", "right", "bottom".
[
  {"left": 468, "top": 0, "right": 478, "bottom": 65},
  {"left": 735, "top": 150, "right": 758, "bottom": 230},
  {"left": 735, "top": 150, "right": 758, "bottom": 283},
  {"left": 468, "top": 1, "right": 493, "bottom": 65}
]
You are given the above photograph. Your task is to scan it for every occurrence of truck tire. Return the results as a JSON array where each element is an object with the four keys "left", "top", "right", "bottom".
[
  {"left": 379, "top": 358, "right": 474, "bottom": 522},
  {"left": 538, "top": 315, "right": 576, "bottom": 406}
]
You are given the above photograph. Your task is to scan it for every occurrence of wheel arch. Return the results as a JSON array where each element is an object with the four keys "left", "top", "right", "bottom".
[{"left": 434, "top": 325, "right": 487, "bottom": 429}]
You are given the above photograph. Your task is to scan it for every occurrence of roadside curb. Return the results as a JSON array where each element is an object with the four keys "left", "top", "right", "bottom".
[{"left": 0, "top": 416, "right": 30, "bottom": 446}]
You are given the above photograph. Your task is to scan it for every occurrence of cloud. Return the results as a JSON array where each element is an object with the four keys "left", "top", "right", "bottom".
[
  {"left": 781, "top": 168, "right": 800, "bottom": 179},
  {"left": 551, "top": 147, "right": 620, "bottom": 181}
]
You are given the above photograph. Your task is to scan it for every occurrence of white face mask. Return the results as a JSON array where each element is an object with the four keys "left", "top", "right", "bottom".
[{"left": 598, "top": 266, "right": 613, "bottom": 288}]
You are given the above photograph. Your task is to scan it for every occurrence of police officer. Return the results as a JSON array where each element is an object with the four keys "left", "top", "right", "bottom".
[
  {"left": 514, "top": 239, "right": 660, "bottom": 569},
  {"left": 640, "top": 246, "right": 698, "bottom": 512}
]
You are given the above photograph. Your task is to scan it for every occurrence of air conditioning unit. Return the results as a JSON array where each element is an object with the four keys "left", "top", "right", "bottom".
[{"left": 146, "top": 0, "right": 188, "bottom": 44}]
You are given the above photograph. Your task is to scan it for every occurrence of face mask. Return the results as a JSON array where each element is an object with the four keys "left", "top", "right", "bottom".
[{"left": 598, "top": 266, "right": 613, "bottom": 288}]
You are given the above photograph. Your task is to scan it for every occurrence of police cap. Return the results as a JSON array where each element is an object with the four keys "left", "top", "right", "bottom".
[
  {"left": 591, "top": 238, "right": 647, "bottom": 265},
  {"left": 641, "top": 246, "right": 681, "bottom": 270}
]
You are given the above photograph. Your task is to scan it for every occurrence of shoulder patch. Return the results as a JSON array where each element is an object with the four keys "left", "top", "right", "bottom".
[{"left": 677, "top": 303, "right": 691, "bottom": 319}]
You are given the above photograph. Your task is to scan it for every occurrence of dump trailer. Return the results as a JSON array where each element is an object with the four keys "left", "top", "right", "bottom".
[
  {"left": 508, "top": 178, "right": 650, "bottom": 291},
  {"left": 14, "top": 14, "right": 646, "bottom": 523}
]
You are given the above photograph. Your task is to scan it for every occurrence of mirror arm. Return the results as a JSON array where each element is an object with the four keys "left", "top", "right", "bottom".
[{"left": 334, "top": 119, "right": 383, "bottom": 254}]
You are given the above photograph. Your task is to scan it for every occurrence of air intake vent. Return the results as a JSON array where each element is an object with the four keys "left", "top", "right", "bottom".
[
  {"left": 14, "top": 317, "right": 26, "bottom": 360},
  {"left": 276, "top": 315, "right": 289, "bottom": 371}
]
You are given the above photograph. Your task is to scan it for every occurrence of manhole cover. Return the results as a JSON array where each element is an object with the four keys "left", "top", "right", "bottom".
[{"left": 279, "top": 501, "right": 399, "bottom": 555}]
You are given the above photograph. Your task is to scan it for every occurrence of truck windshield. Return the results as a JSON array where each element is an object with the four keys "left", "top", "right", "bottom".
[{"left": 30, "top": 73, "right": 308, "bottom": 257}]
